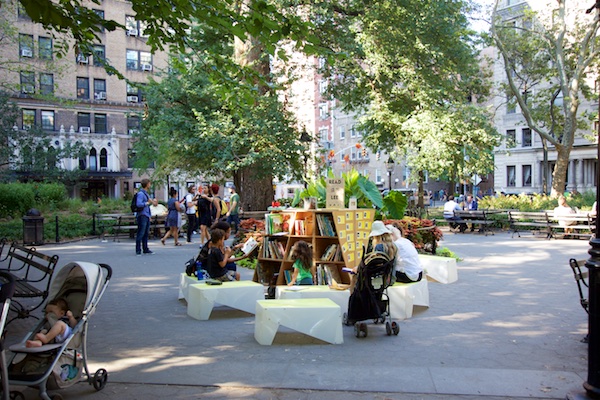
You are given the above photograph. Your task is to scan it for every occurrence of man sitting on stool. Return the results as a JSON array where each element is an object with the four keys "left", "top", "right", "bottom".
[{"left": 443, "top": 195, "right": 467, "bottom": 233}]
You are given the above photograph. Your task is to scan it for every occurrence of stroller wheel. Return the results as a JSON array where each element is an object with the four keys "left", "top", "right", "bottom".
[
  {"left": 9, "top": 392, "right": 25, "bottom": 400},
  {"left": 391, "top": 321, "right": 400, "bottom": 335},
  {"left": 92, "top": 368, "right": 108, "bottom": 391},
  {"left": 385, "top": 321, "right": 392, "bottom": 336}
]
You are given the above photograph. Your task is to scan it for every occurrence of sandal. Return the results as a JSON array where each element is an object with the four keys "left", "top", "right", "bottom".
[
  {"left": 175, "top": 242, "right": 182, "bottom": 246},
  {"left": 161, "top": 239, "right": 166, "bottom": 246}
]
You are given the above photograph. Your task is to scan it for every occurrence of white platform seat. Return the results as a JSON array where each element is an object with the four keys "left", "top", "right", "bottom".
[
  {"left": 187, "top": 280, "right": 264, "bottom": 320},
  {"left": 178, "top": 273, "right": 200, "bottom": 301},
  {"left": 419, "top": 254, "right": 458, "bottom": 284},
  {"left": 275, "top": 286, "right": 350, "bottom": 312},
  {"left": 255, "top": 298, "right": 343, "bottom": 345},
  {"left": 387, "top": 278, "right": 430, "bottom": 320}
]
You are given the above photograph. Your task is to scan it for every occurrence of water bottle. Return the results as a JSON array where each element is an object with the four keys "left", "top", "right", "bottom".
[{"left": 196, "top": 261, "right": 204, "bottom": 280}]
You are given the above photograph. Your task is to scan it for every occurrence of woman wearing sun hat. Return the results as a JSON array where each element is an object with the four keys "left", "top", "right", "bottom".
[{"left": 350, "top": 221, "right": 397, "bottom": 291}]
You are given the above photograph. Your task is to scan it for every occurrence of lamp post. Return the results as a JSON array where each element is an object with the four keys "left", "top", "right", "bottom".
[{"left": 385, "top": 157, "right": 395, "bottom": 192}]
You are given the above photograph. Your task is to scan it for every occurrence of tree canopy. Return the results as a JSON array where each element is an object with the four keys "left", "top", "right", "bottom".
[{"left": 490, "top": 0, "right": 600, "bottom": 196}]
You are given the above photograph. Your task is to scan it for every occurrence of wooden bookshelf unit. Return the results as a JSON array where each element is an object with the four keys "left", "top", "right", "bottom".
[{"left": 253, "top": 209, "right": 375, "bottom": 286}]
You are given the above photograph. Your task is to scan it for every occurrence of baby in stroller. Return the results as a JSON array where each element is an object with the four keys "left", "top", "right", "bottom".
[{"left": 26, "top": 298, "right": 77, "bottom": 348}]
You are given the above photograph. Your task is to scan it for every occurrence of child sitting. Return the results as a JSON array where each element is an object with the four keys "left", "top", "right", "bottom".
[
  {"left": 287, "top": 240, "right": 314, "bottom": 286},
  {"left": 206, "top": 229, "right": 241, "bottom": 282},
  {"left": 26, "top": 298, "right": 77, "bottom": 348}
]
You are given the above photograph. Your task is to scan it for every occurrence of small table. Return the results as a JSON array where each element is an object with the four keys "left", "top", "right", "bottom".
[
  {"left": 275, "top": 285, "right": 350, "bottom": 312},
  {"left": 419, "top": 254, "right": 458, "bottom": 284},
  {"left": 255, "top": 298, "right": 343, "bottom": 345},
  {"left": 187, "top": 280, "right": 265, "bottom": 320}
]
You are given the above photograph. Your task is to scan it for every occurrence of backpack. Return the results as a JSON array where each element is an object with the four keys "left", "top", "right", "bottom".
[
  {"left": 130, "top": 192, "right": 145, "bottom": 213},
  {"left": 220, "top": 198, "right": 228, "bottom": 216},
  {"left": 185, "top": 244, "right": 210, "bottom": 277}
]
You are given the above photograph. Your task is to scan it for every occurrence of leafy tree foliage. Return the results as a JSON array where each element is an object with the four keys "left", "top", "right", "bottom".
[
  {"left": 490, "top": 0, "right": 600, "bottom": 196},
  {"left": 308, "top": 0, "right": 498, "bottom": 186}
]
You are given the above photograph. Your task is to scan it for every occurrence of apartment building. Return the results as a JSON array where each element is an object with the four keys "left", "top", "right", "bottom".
[
  {"left": 0, "top": 0, "right": 170, "bottom": 200},
  {"left": 491, "top": 0, "right": 598, "bottom": 195}
]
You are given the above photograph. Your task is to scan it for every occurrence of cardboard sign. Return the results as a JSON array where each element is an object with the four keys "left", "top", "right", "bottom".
[{"left": 326, "top": 178, "right": 345, "bottom": 209}]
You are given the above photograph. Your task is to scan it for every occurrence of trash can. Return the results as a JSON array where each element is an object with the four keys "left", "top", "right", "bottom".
[{"left": 22, "top": 208, "right": 44, "bottom": 245}]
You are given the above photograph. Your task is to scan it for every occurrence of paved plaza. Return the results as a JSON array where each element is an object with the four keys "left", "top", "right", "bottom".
[{"left": 3, "top": 229, "right": 593, "bottom": 399}]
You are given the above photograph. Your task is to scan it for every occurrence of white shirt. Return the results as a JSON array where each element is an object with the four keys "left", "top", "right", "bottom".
[
  {"left": 393, "top": 237, "right": 423, "bottom": 281},
  {"left": 443, "top": 200, "right": 461, "bottom": 218},
  {"left": 185, "top": 194, "right": 196, "bottom": 215}
]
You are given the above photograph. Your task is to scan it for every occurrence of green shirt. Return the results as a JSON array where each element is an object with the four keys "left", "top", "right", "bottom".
[
  {"left": 293, "top": 259, "right": 312, "bottom": 282},
  {"left": 230, "top": 193, "right": 240, "bottom": 215}
]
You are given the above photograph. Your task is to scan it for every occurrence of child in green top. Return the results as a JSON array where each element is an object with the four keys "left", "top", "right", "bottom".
[{"left": 287, "top": 240, "right": 314, "bottom": 286}]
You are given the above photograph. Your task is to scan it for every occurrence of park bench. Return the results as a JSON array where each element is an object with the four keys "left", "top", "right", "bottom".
[
  {"left": 453, "top": 210, "right": 499, "bottom": 236},
  {"left": 97, "top": 213, "right": 170, "bottom": 242},
  {"left": 547, "top": 213, "right": 593, "bottom": 239},
  {"left": 568, "top": 258, "right": 589, "bottom": 343},
  {"left": 0, "top": 241, "right": 59, "bottom": 322},
  {"left": 507, "top": 211, "right": 554, "bottom": 239}
]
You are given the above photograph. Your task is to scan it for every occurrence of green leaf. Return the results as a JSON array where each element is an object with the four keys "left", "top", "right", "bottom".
[
  {"left": 382, "top": 191, "right": 408, "bottom": 219},
  {"left": 357, "top": 175, "right": 383, "bottom": 209}
]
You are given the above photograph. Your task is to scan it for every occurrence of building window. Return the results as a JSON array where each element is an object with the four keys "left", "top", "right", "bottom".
[
  {"left": 17, "top": 4, "right": 31, "bottom": 20},
  {"left": 78, "top": 113, "right": 91, "bottom": 132},
  {"left": 318, "top": 79, "right": 328, "bottom": 94},
  {"left": 125, "top": 15, "right": 148, "bottom": 37},
  {"left": 126, "top": 49, "right": 152, "bottom": 71},
  {"left": 19, "top": 34, "right": 33, "bottom": 58},
  {"left": 100, "top": 148, "right": 108, "bottom": 169},
  {"left": 40, "top": 73, "right": 54, "bottom": 95},
  {"left": 339, "top": 126, "right": 345, "bottom": 140},
  {"left": 41, "top": 110, "right": 55, "bottom": 131},
  {"left": 522, "top": 164, "right": 532, "bottom": 187},
  {"left": 93, "top": 9, "right": 105, "bottom": 32},
  {"left": 318, "top": 102, "right": 328, "bottom": 119},
  {"left": 339, "top": 151, "right": 345, "bottom": 162},
  {"left": 94, "top": 114, "right": 107, "bottom": 133},
  {"left": 507, "top": 166, "right": 516, "bottom": 187},
  {"left": 38, "top": 37, "right": 52, "bottom": 60},
  {"left": 94, "top": 79, "right": 106, "bottom": 100},
  {"left": 20, "top": 71, "right": 35, "bottom": 94},
  {"left": 351, "top": 148, "right": 356, "bottom": 160},
  {"left": 77, "top": 77, "right": 89, "bottom": 99},
  {"left": 127, "top": 115, "right": 140, "bottom": 134},
  {"left": 522, "top": 128, "right": 532, "bottom": 147},
  {"left": 89, "top": 148, "right": 97, "bottom": 171},
  {"left": 506, "top": 129, "right": 516, "bottom": 148},
  {"left": 22, "top": 109, "right": 35, "bottom": 130},
  {"left": 92, "top": 45, "right": 105, "bottom": 67},
  {"left": 375, "top": 169, "right": 382, "bottom": 184},
  {"left": 350, "top": 124, "right": 356, "bottom": 138},
  {"left": 507, "top": 95, "right": 516, "bottom": 114}
]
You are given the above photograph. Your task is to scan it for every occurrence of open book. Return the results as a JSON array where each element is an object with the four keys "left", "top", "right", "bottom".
[{"left": 240, "top": 237, "right": 259, "bottom": 256}]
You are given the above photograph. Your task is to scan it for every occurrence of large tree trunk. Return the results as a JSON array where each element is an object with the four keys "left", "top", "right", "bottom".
[
  {"left": 233, "top": 0, "right": 273, "bottom": 212},
  {"left": 551, "top": 145, "right": 570, "bottom": 197}
]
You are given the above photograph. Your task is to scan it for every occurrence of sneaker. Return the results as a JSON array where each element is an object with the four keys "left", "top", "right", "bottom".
[
  {"left": 136, "top": 252, "right": 142, "bottom": 256},
  {"left": 143, "top": 250, "right": 154, "bottom": 255}
]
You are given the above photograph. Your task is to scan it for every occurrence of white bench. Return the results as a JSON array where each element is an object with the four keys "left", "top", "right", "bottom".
[
  {"left": 187, "top": 280, "right": 265, "bottom": 320},
  {"left": 418, "top": 254, "right": 458, "bottom": 284},
  {"left": 254, "top": 298, "right": 343, "bottom": 345},
  {"left": 387, "top": 279, "right": 430, "bottom": 320},
  {"left": 178, "top": 273, "right": 199, "bottom": 301},
  {"left": 275, "top": 285, "right": 350, "bottom": 312}
]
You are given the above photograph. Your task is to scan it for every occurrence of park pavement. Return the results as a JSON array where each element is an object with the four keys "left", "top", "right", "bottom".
[{"left": 3, "top": 229, "right": 593, "bottom": 400}]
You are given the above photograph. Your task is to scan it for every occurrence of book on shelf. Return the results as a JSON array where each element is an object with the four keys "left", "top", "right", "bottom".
[
  {"left": 284, "top": 269, "right": 292, "bottom": 284},
  {"left": 262, "top": 238, "right": 285, "bottom": 259},
  {"left": 320, "top": 244, "right": 338, "bottom": 262},
  {"left": 294, "top": 219, "right": 305, "bottom": 235},
  {"left": 265, "top": 213, "right": 284, "bottom": 235},
  {"left": 316, "top": 214, "right": 336, "bottom": 236}
]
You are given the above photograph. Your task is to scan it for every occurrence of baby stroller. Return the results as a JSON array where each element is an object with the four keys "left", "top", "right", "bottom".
[
  {"left": 6, "top": 262, "right": 112, "bottom": 400},
  {"left": 0, "top": 272, "right": 16, "bottom": 400},
  {"left": 346, "top": 251, "right": 400, "bottom": 338}
]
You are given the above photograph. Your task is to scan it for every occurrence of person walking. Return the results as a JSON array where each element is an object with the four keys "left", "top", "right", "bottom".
[
  {"left": 135, "top": 178, "right": 157, "bottom": 255},
  {"left": 185, "top": 185, "right": 199, "bottom": 243},
  {"left": 161, "top": 187, "right": 182, "bottom": 246},
  {"left": 226, "top": 185, "right": 241, "bottom": 233}
]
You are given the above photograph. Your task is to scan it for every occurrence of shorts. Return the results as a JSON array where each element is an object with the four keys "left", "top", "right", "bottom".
[{"left": 215, "top": 271, "right": 236, "bottom": 282}]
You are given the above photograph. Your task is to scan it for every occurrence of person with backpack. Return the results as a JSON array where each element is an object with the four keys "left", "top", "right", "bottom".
[
  {"left": 225, "top": 184, "right": 241, "bottom": 233},
  {"left": 135, "top": 179, "right": 158, "bottom": 256},
  {"left": 210, "top": 183, "right": 228, "bottom": 222}
]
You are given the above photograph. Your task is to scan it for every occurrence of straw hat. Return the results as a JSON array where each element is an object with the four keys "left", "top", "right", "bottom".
[{"left": 369, "top": 221, "right": 391, "bottom": 237}]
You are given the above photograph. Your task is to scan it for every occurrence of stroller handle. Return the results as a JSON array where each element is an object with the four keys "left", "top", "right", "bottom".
[{"left": 99, "top": 263, "right": 113, "bottom": 281}]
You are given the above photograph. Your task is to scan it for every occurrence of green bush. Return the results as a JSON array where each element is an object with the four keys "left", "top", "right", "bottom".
[{"left": 0, "top": 183, "right": 36, "bottom": 217}]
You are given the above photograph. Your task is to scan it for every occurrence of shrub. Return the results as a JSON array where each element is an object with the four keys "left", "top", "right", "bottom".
[
  {"left": 383, "top": 217, "right": 443, "bottom": 253},
  {"left": 479, "top": 191, "right": 595, "bottom": 212},
  {"left": 0, "top": 183, "right": 36, "bottom": 217}
]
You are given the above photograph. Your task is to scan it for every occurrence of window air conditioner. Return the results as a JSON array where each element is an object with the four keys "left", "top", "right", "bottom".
[
  {"left": 76, "top": 54, "right": 88, "bottom": 64},
  {"left": 128, "top": 129, "right": 138, "bottom": 134},
  {"left": 21, "top": 48, "right": 33, "bottom": 57},
  {"left": 22, "top": 85, "right": 34, "bottom": 94},
  {"left": 141, "top": 63, "right": 153, "bottom": 71},
  {"left": 126, "top": 29, "right": 138, "bottom": 36},
  {"left": 95, "top": 91, "right": 106, "bottom": 100},
  {"left": 126, "top": 96, "right": 139, "bottom": 103},
  {"left": 100, "top": 167, "right": 108, "bottom": 172},
  {"left": 79, "top": 126, "right": 91, "bottom": 133}
]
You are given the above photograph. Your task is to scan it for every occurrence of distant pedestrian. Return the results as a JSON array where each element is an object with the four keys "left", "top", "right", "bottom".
[
  {"left": 161, "top": 187, "right": 182, "bottom": 246},
  {"left": 135, "top": 178, "right": 158, "bottom": 255},
  {"left": 185, "top": 185, "right": 199, "bottom": 243},
  {"left": 226, "top": 185, "right": 241, "bottom": 233}
]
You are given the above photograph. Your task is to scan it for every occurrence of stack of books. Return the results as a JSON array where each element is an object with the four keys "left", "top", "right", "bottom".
[
  {"left": 262, "top": 239, "right": 285, "bottom": 259},
  {"left": 316, "top": 214, "right": 336, "bottom": 237},
  {"left": 320, "top": 244, "right": 342, "bottom": 262}
]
